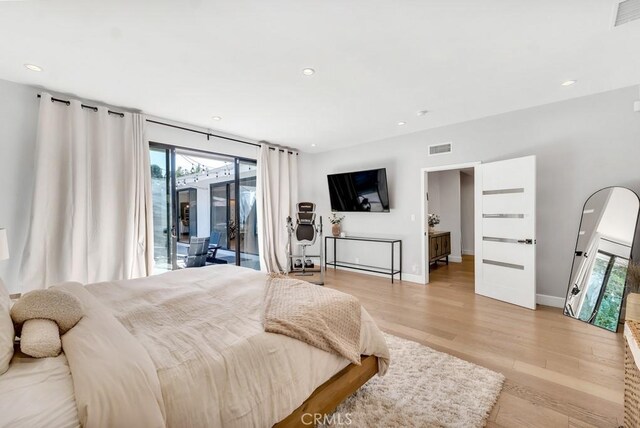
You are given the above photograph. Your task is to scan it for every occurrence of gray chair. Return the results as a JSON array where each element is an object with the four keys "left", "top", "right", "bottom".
[
  {"left": 184, "top": 236, "right": 210, "bottom": 268},
  {"left": 207, "top": 231, "right": 227, "bottom": 264}
]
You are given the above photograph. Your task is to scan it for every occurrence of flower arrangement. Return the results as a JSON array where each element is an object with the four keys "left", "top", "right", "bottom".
[
  {"left": 329, "top": 213, "right": 345, "bottom": 224},
  {"left": 428, "top": 213, "right": 440, "bottom": 227}
]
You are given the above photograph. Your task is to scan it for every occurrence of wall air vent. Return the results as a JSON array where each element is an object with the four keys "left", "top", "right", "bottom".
[
  {"left": 428, "top": 142, "right": 452, "bottom": 156},
  {"left": 614, "top": 0, "right": 640, "bottom": 26}
]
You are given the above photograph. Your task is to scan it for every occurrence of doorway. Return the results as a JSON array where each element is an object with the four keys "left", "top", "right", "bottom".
[
  {"left": 177, "top": 188, "right": 197, "bottom": 243},
  {"left": 421, "top": 162, "right": 481, "bottom": 287},
  {"left": 421, "top": 156, "right": 537, "bottom": 310}
]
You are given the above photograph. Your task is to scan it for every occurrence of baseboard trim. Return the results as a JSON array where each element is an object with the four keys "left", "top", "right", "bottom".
[
  {"left": 328, "top": 265, "right": 423, "bottom": 284},
  {"left": 449, "top": 255, "right": 463, "bottom": 263},
  {"left": 400, "top": 273, "right": 423, "bottom": 284},
  {"left": 536, "top": 294, "right": 565, "bottom": 308},
  {"left": 328, "top": 266, "right": 567, "bottom": 304},
  {"left": 462, "top": 249, "right": 475, "bottom": 256}
]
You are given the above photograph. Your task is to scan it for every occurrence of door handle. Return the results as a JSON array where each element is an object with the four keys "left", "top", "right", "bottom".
[{"left": 517, "top": 239, "right": 535, "bottom": 245}]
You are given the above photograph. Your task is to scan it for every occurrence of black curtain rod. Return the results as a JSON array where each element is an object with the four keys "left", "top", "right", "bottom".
[
  {"left": 37, "top": 94, "right": 125, "bottom": 117},
  {"left": 145, "top": 119, "right": 260, "bottom": 148},
  {"left": 145, "top": 119, "right": 298, "bottom": 155},
  {"left": 36, "top": 94, "right": 298, "bottom": 155}
]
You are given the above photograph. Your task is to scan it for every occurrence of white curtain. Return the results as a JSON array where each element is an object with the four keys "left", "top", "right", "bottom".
[
  {"left": 256, "top": 144, "right": 298, "bottom": 272},
  {"left": 21, "top": 93, "right": 152, "bottom": 290}
]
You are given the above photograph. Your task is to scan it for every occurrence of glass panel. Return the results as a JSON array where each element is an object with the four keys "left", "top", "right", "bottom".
[
  {"left": 228, "top": 182, "right": 237, "bottom": 256},
  {"left": 593, "top": 256, "right": 628, "bottom": 331},
  {"left": 577, "top": 252, "right": 609, "bottom": 322},
  {"left": 239, "top": 161, "right": 259, "bottom": 269},
  {"left": 209, "top": 182, "right": 237, "bottom": 265},
  {"left": 210, "top": 184, "right": 229, "bottom": 248},
  {"left": 149, "top": 147, "right": 172, "bottom": 274},
  {"left": 176, "top": 189, "right": 196, "bottom": 243}
]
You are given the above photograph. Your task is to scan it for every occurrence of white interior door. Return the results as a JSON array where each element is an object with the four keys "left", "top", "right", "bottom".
[{"left": 476, "top": 155, "right": 536, "bottom": 309}]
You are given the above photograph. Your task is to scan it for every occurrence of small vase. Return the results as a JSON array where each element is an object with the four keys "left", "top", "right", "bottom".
[
  {"left": 332, "top": 224, "right": 341, "bottom": 237},
  {"left": 429, "top": 226, "right": 435, "bottom": 233}
]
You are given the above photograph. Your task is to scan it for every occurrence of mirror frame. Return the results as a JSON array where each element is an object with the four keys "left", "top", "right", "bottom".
[{"left": 564, "top": 186, "right": 640, "bottom": 332}]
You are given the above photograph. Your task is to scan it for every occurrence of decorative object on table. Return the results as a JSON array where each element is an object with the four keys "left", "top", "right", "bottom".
[
  {"left": 428, "top": 213, "right": 440, "bottom": 233},
  {"left": 563, "top": 187, "right": 640, "bottom": 332},
  {"left": 10, "top": 288, "right": 84, "bottom": 358},
  {"left": 329, "top": 213, "right": 345, "bottom": 237}
]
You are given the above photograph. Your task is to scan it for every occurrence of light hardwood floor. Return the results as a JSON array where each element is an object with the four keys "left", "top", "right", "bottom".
[{"left": 321, "top": 256, "right": 624, "bottom": 428}]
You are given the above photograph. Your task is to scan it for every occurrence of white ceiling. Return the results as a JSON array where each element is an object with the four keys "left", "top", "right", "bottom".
[{"left": 1, "top": 0, "right": 639, "bottom": 152}]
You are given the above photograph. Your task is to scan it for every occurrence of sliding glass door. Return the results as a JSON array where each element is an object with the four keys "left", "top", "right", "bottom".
[
  {"left": 210, "top": 183, "right": 231, "bottom": 249},
  {"left": 210, "top": 181, "right": 236, "bottom": 264},
  {"left": 149, "top": 143, "right": 258, "bottom": 271}
]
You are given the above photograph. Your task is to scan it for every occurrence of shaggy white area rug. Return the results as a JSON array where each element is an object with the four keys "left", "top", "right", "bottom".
[{"left": 324, "top": 333, "right": 505, "bottom": 427}]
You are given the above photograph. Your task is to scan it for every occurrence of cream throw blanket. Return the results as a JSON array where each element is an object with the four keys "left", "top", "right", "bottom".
[{"left": 263, "top": 277, "right": 362, "bottom": 365}]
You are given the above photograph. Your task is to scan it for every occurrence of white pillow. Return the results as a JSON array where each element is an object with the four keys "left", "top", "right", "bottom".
[{"left": 0, "top": 278, "right": 14, "bottom": 374}]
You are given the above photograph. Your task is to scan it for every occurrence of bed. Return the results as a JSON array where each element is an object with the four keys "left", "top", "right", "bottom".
[{"left": 0, "top": 265, "right": 390, "bottom": 427}]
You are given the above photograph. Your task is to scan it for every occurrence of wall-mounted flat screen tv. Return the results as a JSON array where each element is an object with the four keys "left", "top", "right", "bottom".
[{"left": 327, "top": 168, "right": 390, "bottom": 212}]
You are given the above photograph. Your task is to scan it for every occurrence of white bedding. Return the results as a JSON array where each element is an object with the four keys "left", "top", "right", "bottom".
[
  {"left": 0, "top": 265, "right": 390, "bottom": 428},
  {"left": 0, "top": 352, "right": 79, "bottom": 428}
]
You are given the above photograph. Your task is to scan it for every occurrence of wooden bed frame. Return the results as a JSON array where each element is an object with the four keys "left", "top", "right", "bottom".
[{"left": 274, "top": 355, "right": 378, "bottom": 427}]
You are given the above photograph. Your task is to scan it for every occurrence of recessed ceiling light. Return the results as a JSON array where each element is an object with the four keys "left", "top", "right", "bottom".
[
  {"left": 561, "top": 80, "right": 577, "bottom": 86},
  {"left": 311, "top": 143, "right": 317, "bottom": 147},
  {"left": 24, "top": 64, "right": 43, "bottom": 72},
  {"left": 302, "top": 68, "right": 315, "bottom": 76},
  {"left": 417, "top": 110, "right": 429, "bottom": 116},
  {"left": 397, "top": 121, "right": 407, "bottom": 126},
  {"left": 212, "top": 116, "right": 222, "bottom": 121}
]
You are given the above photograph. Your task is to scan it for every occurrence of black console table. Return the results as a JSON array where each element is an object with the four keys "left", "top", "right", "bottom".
[{"left": 324, "top": 236, "right": 402, "bottom": 283}]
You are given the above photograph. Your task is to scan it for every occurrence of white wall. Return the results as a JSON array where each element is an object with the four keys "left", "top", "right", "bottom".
[
  {"left": 427, "top": 172, "right": 441, "bottom": 215},
  {"left": 0, "top": 80, "right": 39, "bottom": 293},
  {"left": 460, "top": 171, "right": 475, "bottom": 255},
  {"left": 300, "top": 86, "right": 640, "bottom": 298},
  {"left": 428, "top": 170, "right": 462, "bottom": 262}
]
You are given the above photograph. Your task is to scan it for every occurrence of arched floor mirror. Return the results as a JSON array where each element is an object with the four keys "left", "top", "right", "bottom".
[{"left": 564, "top": 187, "right": 640, "bottom": 332}]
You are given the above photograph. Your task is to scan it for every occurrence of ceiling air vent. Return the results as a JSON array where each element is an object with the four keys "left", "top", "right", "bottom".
[
  {"left": 428, "top": 142, "right": 452, "bottom": 156},
  {"left": 614, "top": 0, "right": 640, "bottom": 26}
]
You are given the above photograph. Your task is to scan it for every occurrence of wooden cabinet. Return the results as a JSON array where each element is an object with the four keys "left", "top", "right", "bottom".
[{"left": 429, "top": 231, "right": 451, "bottom": 266}]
